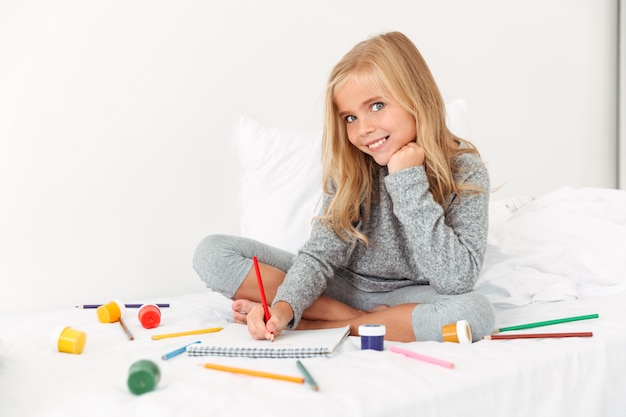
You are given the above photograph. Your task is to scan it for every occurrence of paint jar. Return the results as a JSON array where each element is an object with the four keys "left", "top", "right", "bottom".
[
  {"left": 55, "top": 326, "right": 87, "bottom": 354},
  {"left": 138, "top": 304, "right": 161, "bottom": 329},
  {"left": 97, "top": 299, "right": 126, "bottom": 323},
  {"left": 442, "top": 320, "right": 472, "bottom": 344},
  {"left": 358, "top": 324, "right": 386, "bottom": 351},
  {"left": 127, "top": 359, "right": 161, "bottom": 395}
]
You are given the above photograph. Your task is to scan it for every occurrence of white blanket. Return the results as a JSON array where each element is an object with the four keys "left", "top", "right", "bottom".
[
  {"left": 478, "top": 187, "right": 626, "bottom": 307},
  {"left": 1, "top": 291, "right": 625, "bottom": 417}
]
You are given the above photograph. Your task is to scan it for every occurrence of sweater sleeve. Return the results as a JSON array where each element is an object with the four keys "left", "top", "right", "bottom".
[
  {"left": 384, "top": 155, "right": 490, "bottom": 294},
  {"left": 272, "top": 194, "right": 354, "bottom": 328}
]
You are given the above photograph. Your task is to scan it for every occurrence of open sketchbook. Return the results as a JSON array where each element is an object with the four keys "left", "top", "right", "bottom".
[{"left": 186, "top": 324, "right": 350, "bottom": 358}]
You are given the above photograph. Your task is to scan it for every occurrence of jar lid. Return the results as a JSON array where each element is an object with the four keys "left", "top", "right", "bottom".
[
  {"left": 456, "top": 320, "right": 472, "bottom": 344},
  {"left": 358, "top": 324, "right": 386, "bottom": 337}
]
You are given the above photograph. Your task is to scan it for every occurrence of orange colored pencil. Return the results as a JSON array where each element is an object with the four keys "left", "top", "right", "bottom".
[
  {"left": 484, "top": 332, "right": 593, "bottom": 340},
  {"left": 202, "top": 363, "right": 304, "bottom": 384}
]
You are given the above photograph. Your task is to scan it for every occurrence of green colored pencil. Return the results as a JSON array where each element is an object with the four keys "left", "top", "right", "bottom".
[
  {"left": 296, "top": 360, "right": 319, "bottom": 391},
  {"left": 497, "top": 314, "right": 599, "bottom": 333}
]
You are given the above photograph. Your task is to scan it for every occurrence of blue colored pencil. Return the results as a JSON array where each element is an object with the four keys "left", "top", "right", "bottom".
[
  {"left": 296, "top": 360, "right": 319, "bottom": 391},
  {"left": 161, "top": 341, "right": 201, "bottom": 360}
]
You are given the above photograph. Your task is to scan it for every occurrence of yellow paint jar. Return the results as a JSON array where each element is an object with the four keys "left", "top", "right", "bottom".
[
  {"left": 442, "top": 320, "right": 472, "bottom": 344},
  {"left": 97, "top": 299, "right": 126, "bottom": 323},
  {"left": 56, "top": 326, "right": 87, "bottom": 354}
]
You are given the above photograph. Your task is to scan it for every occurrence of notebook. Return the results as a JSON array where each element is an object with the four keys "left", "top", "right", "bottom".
[{"left": 186, "top": 324, "right": 350, "bottom": 358}]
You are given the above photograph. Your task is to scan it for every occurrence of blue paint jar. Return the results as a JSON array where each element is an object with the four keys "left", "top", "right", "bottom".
[{"left": 358, "top": 324, "right": 386, "bottom": 351}]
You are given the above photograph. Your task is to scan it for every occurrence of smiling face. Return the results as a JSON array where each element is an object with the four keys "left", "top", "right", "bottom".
[{"left": 334, "top": 77, "right": 417, "bottom": 167}]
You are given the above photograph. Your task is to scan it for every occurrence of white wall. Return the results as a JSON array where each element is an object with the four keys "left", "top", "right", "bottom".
[
  {"left": 0, "top": 0, "right": 617, "bottom": 316},
  {"left": 618, "top": 0, "right": 626, "bottom": 190}
]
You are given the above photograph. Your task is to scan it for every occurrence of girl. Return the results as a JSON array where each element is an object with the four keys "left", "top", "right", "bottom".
[{"left": 193, "top": 31, "right": 495, "bottom": 342}]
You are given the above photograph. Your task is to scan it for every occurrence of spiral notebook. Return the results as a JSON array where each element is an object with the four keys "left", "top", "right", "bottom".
[{"left": 186, "top": 324, "right": 350, "bottom": 358}]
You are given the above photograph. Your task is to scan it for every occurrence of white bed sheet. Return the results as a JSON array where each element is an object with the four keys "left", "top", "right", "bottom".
[{"left": 1, "top": 290, "right": 625, "bottom": 417}]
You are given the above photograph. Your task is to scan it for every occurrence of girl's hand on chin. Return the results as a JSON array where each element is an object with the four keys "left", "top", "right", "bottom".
[{"left": 388, "top": 142, "right": 425, "bottom": 174}]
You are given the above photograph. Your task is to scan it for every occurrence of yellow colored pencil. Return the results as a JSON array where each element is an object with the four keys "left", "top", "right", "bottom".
[
  {"left": 202, "top": 363, "right": 305, "bottom": 384},
  {"left": 151, "top": 327, "right": 223, "bottom": 340}
]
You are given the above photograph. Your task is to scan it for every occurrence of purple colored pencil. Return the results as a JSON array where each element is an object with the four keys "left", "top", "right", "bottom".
[{"left": 75, "top": 303, "right": 170, "bottom": 309}]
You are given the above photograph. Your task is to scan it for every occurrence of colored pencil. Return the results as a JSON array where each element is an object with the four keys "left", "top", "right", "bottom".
[
  {"left": 161, "top": 341, "right": 201, "bottom": 360},
  {"left": 202, "top": 363, "right": 304, "bottom": 384},
  {"left": 496, "top": 314, "right": 599, "bottom": 333},
  {"left": 389, "top": 345, "right": 454, "bottom": 369},
  {"left": 151, "top": 327, "right": 223, "bottom": 340},
  {"left": 253, "top": 256, "right": 274, "bottom": 342},
  {"left": 119, "top": 317, "right": 134, "bottom": 341},
  {"left": 76, "top": 303, "right": 170, "bottom": 309},
  {"left": 484, "top": 332, "right": 593, "bottom": 340},
  {"left": 296, "top": 360, "right": 319, "bottom": 391}
]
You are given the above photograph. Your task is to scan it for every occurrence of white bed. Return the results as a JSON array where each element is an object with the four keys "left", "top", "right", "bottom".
[
  {"left": 1, "top": 289, "right": 625, "bottom": 417},
  {"left": 2, "top": 114, "right": 626, "bottom": 417}
]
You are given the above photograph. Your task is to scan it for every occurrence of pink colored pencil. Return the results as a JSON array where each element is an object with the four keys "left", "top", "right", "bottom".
[{"left": 389, "top": 345, "right": 454, "bottom": 369}]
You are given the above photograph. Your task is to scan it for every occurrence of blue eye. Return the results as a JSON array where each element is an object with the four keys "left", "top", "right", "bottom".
[
  {"left": 345, "top": 115, "right": 356, "bottom": 123},
  {"left": 372, "top": 102, "right": 384, "bottom": 111}
]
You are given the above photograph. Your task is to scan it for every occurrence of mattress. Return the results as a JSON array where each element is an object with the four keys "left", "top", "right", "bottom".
[
  {"left": 2, "top": 186, "right": 625, "bottom": 416},
  {"left": 1, "top": 290, "right": 625, "bottom": 417}
]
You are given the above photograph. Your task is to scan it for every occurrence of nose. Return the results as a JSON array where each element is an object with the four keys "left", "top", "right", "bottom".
[{"left": 358, "top": 116, "right": 375, "bottom": 137}]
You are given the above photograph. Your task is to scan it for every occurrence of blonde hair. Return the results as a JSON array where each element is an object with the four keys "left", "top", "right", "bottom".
[{"left": 319, "top": 31, "right": 481, "bottom": 244}]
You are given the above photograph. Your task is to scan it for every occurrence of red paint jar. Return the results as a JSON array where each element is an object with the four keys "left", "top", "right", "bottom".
[{"left": 138, "top": 304, "right": 161, "bottom": 329}]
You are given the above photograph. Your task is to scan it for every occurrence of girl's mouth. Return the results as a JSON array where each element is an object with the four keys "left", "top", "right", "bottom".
[{"left": 367, "top": 136, "right": 388, "bottom": 151}]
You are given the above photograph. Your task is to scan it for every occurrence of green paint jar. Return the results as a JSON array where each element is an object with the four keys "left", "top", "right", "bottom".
[{"left": 127, "top": 359, "right": 160, "bottom": 395}]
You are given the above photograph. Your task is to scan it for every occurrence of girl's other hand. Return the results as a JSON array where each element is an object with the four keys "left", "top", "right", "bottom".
[{"left": 387, "top": 142, "right": 425, "bottom": 174}]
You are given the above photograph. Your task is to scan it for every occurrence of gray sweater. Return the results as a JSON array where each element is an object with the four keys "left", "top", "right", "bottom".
[{"left": 274, "top": 152, "right": 490, "bottom": 327}]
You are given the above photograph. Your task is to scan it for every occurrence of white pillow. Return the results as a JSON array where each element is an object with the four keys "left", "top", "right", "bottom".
[
  {"left": 238, "top": 117, "right": 323, "bottom": 253},
  {"left": 238, "top": 100, "right": 471, "bottom": 253}
]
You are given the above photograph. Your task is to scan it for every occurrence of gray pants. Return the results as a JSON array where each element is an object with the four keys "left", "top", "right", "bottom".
[{"left": 193, "top": 234, "right": 495, "bottom": 342}]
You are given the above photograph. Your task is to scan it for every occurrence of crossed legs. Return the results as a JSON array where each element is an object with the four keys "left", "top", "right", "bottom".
[
  {"left": 230, "top": 260, "right": 418, "bottom": 342},
  {"left": 193, "top": 234, "right": 495, "bottom": 343}
]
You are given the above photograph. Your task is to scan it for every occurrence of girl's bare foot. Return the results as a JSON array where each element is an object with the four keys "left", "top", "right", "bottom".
[{"left": 231, "top": 299, "right": 260, "bottom": 324}]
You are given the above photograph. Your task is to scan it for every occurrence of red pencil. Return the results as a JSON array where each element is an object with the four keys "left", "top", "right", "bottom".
[
  {"left": 484, "top": 332, "right": 593, "bottom": 340},
  {"left": 252, "top": 256, "right": 274, "bottom": 342}
]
